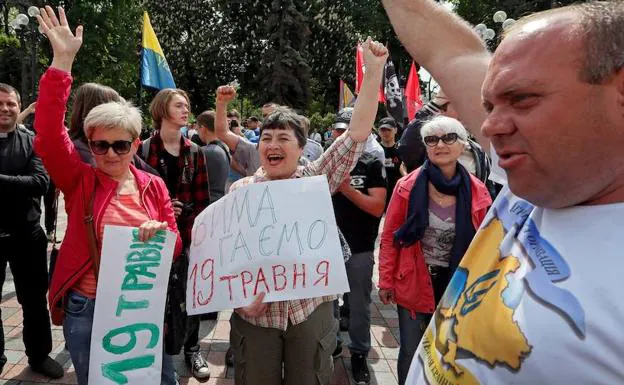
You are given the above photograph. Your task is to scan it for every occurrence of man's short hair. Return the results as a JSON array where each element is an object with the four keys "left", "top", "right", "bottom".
[
  {"left": 260, "top": 107, "right": 307, "bottom": 148},
  {"left": 196, "top": 110, "right": 216, "bottom": 133},
  {"left": 227, "top": 109, "right": 240, "bottom": 120},
  {"left": 0, "top": 83, "right": 20, "bottom": 105},
  {"left": 507, "top": 1, "right": 624, "bottom": 84},
  {"left": 248, "top": 116, "right": 260, "bottom": 123},
  {"left": 84, "top": 101, "right": 142, "bottom": 140},
  {"left": 149, "top": 88, "right": 191, "bottom": 130}
]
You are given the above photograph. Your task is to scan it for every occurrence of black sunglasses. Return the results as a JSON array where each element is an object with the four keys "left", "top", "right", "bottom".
[
  {"left": 89, "top": 140, "right": 133, "bottom": 155},
  {"left": 424, "top": 133, "right": 459, "bottom": 147}
]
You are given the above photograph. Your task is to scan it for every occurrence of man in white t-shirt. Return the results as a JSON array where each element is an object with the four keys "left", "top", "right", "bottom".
[{"left": 382, "top": 1, "right": 624, "bottom": 384}]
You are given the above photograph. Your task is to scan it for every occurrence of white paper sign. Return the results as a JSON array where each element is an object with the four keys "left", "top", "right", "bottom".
[
  {"left": 187, "top": 175, "right": 350, "bottom": 315},
  {"left": 88, "top": 225, "right": 175, "bottom": 385}
]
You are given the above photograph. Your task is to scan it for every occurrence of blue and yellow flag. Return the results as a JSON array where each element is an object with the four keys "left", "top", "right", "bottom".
[
  {"left": 339, "top": 80, "right": 356, "bottom": 110},
  {"left": 141, "top": 12, "right": 176, "bottom": 90}
]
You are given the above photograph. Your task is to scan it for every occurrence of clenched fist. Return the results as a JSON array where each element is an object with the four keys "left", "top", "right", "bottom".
[
  {"left": 216, "top": 85, "right": 237, "bottom": 104},
  {"left": 361, "top": 37, "right": 389, "bottom": 74}
]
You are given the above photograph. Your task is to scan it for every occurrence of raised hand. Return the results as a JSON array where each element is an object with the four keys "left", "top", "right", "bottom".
[
  {"left": 361, "top": 37, "right": 389, "bottom": 74},
  {"left": 36, "top": 6, "right": 83, "bottom": 72},
  {"left": 216, "top": 85, "right": 237, "bottom": 104}
]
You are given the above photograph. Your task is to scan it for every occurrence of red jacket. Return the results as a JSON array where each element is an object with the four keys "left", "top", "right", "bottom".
[
  {"left": 34, "top": 68, "right": 182, "bottom": 325},
  {"left": 378, "top": 167, "right": 492, "bottom": 315}
]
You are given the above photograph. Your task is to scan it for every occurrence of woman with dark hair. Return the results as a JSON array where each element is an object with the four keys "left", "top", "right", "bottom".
[
  {"left": 378, "top": 116, "right": 492, "bottom": 385},
  {"left": 69, "top": 82, "right": 120, "bottom": 162},
  {"left": 215, "top": 38, "right": 388, "bottom": 385}
]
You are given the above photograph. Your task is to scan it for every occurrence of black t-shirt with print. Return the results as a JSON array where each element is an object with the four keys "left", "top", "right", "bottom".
[
  {"left": 332, "top": 152, "right": 387, "bottom": 254},
  {"left": 381, "top": 143, "right": 402, "bottom": 205}
]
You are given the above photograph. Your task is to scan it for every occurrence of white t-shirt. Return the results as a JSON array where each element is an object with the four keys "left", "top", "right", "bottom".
[{"left": 407, "top": 187, "right": 624, "bottom": 385}]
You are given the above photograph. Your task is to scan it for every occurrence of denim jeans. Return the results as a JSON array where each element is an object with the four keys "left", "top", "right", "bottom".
[
  {"left": 63, "top": 291, "right": 178, "bottom": 385},
  {"left": 344, "top": 251, "right": 374, "bottom": 356},
  {"left": 396, "top": 305, "right": 431, "bottom": 385}
]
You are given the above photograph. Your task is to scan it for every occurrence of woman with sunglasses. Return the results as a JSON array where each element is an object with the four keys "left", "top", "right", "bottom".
[
  {"left": 33, "top": 7, "right": 182, "bottom": 384},
  {"left": 377, "top": 116, "right": 492, "bottom": 385}
]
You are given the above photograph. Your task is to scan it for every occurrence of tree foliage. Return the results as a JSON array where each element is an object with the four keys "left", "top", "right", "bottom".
[
  {"left": 1, "top": 0, "right": 585, "bottom": 119},
  {"left": 257, "top": 0, "right": 311, "bottom": 109}
]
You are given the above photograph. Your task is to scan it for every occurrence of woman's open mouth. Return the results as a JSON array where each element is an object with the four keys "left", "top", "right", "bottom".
[{"left": 267, "top": 154, "right": 285, "bottom": 166}]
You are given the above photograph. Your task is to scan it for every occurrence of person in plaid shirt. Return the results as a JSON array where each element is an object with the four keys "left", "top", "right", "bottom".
[
  {"left": 141, "top": 89, "right": 211, "bottom": 380},
  {"left": 214, "top": 38, "right": 388, "bottom": 385}
]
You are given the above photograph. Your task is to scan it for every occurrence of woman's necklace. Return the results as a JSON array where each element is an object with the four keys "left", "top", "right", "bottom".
[{"left": 429, "top": 186, "right": 451, "bottom": 206}]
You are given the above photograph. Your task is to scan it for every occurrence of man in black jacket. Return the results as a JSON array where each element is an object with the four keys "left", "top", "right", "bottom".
[{"left": 0, "top": 83, "right": 63, "bottom": 378}]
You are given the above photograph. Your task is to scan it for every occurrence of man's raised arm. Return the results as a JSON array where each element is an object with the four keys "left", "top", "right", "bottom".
[{"left": 382, "top": 0, "right": 491, "bottom": 148}]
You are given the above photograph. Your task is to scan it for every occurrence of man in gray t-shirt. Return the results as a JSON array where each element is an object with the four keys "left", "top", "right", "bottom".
[
  {"left": 231, "top": 137, "right": 261, "bottom": 177},
  {"left": 196, "top": 110, "right": 231, "bottom": 202}
]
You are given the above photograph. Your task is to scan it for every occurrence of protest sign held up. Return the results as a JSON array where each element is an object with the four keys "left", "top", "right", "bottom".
[
  {"left": 187, "top": 176, "right": 350, "bottom": 315},
  {"left": 88, "top": 226, "right": 175, "bottom": 385}
]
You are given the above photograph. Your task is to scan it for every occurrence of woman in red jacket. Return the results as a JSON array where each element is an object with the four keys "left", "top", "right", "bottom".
[
  {"left": 378, "top": 116, "right": 492, "bottom": 385},
  {"left": 34, "top": 7, "right": 182, "bottom": 385}
]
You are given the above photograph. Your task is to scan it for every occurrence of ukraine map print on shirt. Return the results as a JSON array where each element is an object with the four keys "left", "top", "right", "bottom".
[{"left": 414, "top": 189, "right": 586, "bottom": 385}]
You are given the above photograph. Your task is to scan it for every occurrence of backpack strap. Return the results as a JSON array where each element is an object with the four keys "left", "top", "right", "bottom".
[
  {"left": 187, "top": 141, "right": 199, "bottom": 181},
  {"left": 208, "top": 140, "right": 232, "bottom": 164},
  {"left": 141, "top": 138, "right": 151, "bottom": 160}
]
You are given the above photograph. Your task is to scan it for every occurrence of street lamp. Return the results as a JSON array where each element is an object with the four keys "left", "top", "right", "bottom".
[
  {"left": 474, "top": 10, "right": 516, "bottom": 47},
  {"left": 8, "top": 6, "right": 41, "bottom": 106}
]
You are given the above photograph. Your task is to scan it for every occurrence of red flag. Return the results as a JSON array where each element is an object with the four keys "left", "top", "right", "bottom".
[
  {"left": 405, "top": 62, "right": 423, "bottom": 121},
  {"left": 355, "top": 44, "right": 385, "bottom": 102},
  {"left": 356, "top": 45, "right": 364, "bottom": 94}
]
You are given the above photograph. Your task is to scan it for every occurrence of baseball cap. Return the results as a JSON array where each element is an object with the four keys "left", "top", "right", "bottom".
[
  {"left": 333, "top": 107, "right": 354, "bottom": 130},
  {"left": 378, "top": 117, "right": 397, "bottom": 130}
]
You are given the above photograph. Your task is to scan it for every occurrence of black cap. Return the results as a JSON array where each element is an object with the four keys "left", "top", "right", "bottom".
[{"left": 378, "top": 117, "right": 397, "bottom": 130}]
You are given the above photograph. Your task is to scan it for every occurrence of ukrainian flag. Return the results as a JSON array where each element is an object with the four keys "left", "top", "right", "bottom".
[
  {"left": 339, "top": 80, "right": 356, "bottom": 110},
  {"left": 141, "top": 12, "right": 176, "bottom": 90}
]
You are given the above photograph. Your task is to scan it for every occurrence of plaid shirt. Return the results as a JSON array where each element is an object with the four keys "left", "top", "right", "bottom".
[
  {"left": 230, "top": 132, "right": 365, "bottom": 330},
  {"left": 142, "top": 132, "right": 210, "bottom": 247}
]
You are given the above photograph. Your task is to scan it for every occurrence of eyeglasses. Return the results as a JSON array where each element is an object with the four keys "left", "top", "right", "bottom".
[
  {"left": 89, "top": 140, "right": 133, "bottom": 155},
  {"left": 423, "top": 133, "right": 459, "bottom": 147}
]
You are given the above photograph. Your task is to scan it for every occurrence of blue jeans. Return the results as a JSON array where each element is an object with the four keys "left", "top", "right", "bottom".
[
  {"left": 63, "top": 291, "right": 177, "bottom": 385},
  {"left": 396, "top": 305, "right": 431, "bottom": 385},
  {"left": 345, "top": 251, "right": 374, "bottom": 356}
]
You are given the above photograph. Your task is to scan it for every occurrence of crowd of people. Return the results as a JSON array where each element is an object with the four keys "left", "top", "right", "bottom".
[{"left": 1, "top": 1, "right": 623, "bottom": 384}]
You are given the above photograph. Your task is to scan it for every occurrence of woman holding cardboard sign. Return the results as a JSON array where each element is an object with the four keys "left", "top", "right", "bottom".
[
  {"left": 33, "top": 7, "right": 182, "bottom": 385},
  {"left": 214, "top": 38, "right": 387, "bottom": 385}
]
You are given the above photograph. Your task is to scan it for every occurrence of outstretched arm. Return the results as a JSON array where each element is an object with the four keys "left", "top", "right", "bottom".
[
  {"left": 214, "top": 87, "right": 243, "bottom": 152},
  {"left": 33, "top": 6, "right": 87, "bottom": 194},
  {"left": 348, "top": 38, "right": 387, "bottom": 142},
  {"left": 382, "top": 0, "right": 490, "bottom": 149}
]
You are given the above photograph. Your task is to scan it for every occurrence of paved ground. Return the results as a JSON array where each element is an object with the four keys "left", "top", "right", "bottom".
[{"left": 0, "top": 199, "right": 401, "bottom": 384}]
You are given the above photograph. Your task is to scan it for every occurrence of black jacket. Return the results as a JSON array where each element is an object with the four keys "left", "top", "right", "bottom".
[
  {"left": 397, "top": 103, "right": 440, "bottom": 172},
  {"left": 0, "top": 126, "right": 49, "bottom": 235}
]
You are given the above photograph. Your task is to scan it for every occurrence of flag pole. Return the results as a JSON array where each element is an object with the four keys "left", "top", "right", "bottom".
[{"left": 137, "top": 13, "right": 144, "bottom": 109}]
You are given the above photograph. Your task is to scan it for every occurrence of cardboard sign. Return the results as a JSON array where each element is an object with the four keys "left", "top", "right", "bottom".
[
  {"left": 88, "top": 225, "right": 175, "bottom": 385},
  {"left": 187, "top": 175, "right": 349, "bottom": 315}
]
